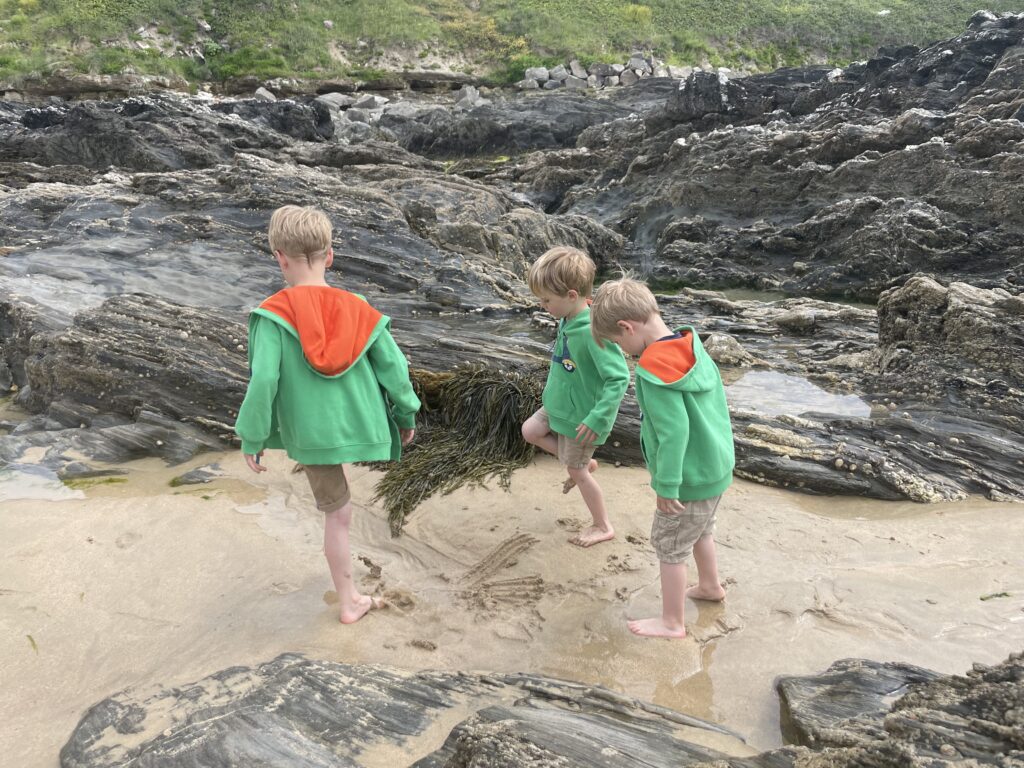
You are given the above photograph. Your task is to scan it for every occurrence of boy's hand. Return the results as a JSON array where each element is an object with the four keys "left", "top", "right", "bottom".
[
  {"left": 244, "top": 451, "right": 266, "bottom": 473},
  {"left": 400, "top": 428, "right": 415, "bottom": 446},
  {"left": 656, "top": 496, "right": 686, "bottom": 515},
  {"left": 575, "top": 423, "right": 598, "bottom": 446}
]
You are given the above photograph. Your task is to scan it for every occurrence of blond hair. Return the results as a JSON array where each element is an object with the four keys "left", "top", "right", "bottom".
[
  {"left": 590, "top": 277, "right": 660, "bottom": 343},
  {"left": 527, "top": 246, "right": 596, "bottom": 298},
  {"left": 268, "top": 205, "right": 332, "bottom": 262}
]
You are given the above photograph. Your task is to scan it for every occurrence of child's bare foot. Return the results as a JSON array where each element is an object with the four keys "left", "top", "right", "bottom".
[
  {"left": 339, "top": 594, "right": 385, "bottom": 624},
  {"left": 569, "top": 525, "right": 615, "bottom": 548},
  {"left": 627, "top": 617, "right": 686, "bottom": 639},
  {"left": 562, "top": 459, "right": 598, "bottom": 493},
  {"left": 687, "top": 584, "right": 726, "bottom": 602}
]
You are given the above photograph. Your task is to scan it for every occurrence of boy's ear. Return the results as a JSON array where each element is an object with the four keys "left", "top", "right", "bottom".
[
  {"left": 616, "top": 319, "right": 635, "bottom": 335},
  {"left": 566, "top": 289, "right": 579, "bottom": 301},
  {"left": 325, "top": 248, "right": 334, "bottom": 269}
]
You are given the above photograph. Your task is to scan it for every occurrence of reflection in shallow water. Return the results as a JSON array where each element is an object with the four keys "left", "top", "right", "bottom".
[
  {"left": 726, "top": 370, "right": 871, "bottom": 418},
  {"left": 0, "top": 464, "right": 83, "bottom": 502}
]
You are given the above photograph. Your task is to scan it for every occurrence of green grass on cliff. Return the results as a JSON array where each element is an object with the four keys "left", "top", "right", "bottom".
[{"left": 0, "top": 0, "right": 1020, "bottom": 84}]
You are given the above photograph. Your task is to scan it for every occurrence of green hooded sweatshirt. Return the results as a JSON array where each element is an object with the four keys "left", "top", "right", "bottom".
[
  {"left": 235, "top": 285, "right": 420, "bottom": 464},
  {"left": 542, "top": 307, "right": 629, "bottom": 443},
  {"left": 634, "top": 327, "right": 734, "bottom": 501}
]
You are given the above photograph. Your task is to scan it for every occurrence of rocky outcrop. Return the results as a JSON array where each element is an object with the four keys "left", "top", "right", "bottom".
[
  {"left": 557, "top": 12, "right": 1024, "bottom": 300},
  {"left": 774, "top": 651, "right": 1024, "bottom": 766},
  {"left": 61, "top": 651, "right": 1024, "bottom": 767},
  {"left": 379, "top": 93, "right": 634, "bottom": 157},
  {"left": 777, "top": 659, "right": 943, "bottom": 748},
  {"left": 60, "top": 654, "right": 763, "bottom": 768},
  {"left": 2, "top": 13, "right": 1023, "bottom": 504}
]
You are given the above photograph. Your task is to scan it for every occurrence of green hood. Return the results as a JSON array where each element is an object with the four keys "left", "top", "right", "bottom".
[{"left": 634, "top": 327, "right": 735, "bottom": 501}]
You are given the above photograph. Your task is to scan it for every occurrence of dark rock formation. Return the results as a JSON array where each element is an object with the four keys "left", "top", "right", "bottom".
[
  {"left": 379, "top": 93, "right": 634, "bottom": 157},
  {"left": 2, "top": 13, "right": 1023, "bottom": 504},
  {"left": 777, "top": 659, "right": 943, "bottom": 748},
  {"left": 60, "top": 654, "right": 762, "bottom": 768},
  {"left": 774, "top": 651, "right": 1024, "bottom": 767},
  {"left": 557, "top": 12, "right": 1024, "bottom": 300},
  {"left": 61, "top": 651, "right": 1024, "bottom": 767}
]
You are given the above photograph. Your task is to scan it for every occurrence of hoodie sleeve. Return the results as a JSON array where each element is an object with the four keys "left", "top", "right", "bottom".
[
  {"left": 581, "top": 337, "right": 630, "bottom": 441},
  {"left": 235, "top": 315, "right": 282, "bottom": 455},
  {"left": 367, "top": 326, "right": 421, "bottom": 429},
  {"left": 642, "top": 381, "right": 690, "bottom": 499}
]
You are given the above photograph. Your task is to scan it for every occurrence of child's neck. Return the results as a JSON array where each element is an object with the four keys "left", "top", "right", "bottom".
[
  {"left": 640, "top": 316, "right": 675, "bottom": 351},
  {"left": 563, "top": 298, "right": 589, "bottom": 321},
  {"left": 284, "top": 264, "right": 330, "bottom": 287}
]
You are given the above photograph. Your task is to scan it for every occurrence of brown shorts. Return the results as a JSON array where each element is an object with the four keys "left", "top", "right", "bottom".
[
  {"left": 530, "top": 407, "right": 597, "bottom": 469},
  {"left": 650, "top": 494, "right": 722, "bottom": 564},
  {"left": 302, "top": 464, "right": 352, "bottom": 513}
]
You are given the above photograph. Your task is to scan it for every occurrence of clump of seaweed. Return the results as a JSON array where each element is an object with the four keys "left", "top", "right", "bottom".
[{"left": 374, "top": 364, "right": 543, "bottom": 536}]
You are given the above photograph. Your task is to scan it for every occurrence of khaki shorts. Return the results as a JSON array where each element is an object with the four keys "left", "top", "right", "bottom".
[
  {"left": 302, "top": 464, "right": 352, "bottom": 513},
  {"left": 650, "top": 494, "right": 722, "bottom": 564},
  {"left": 530, "top": 407, "right": 597, "bottom": 469}
]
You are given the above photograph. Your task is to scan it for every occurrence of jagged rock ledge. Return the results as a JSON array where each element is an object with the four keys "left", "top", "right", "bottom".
[{"left": 59, "top": 650, "right": 1024, "bottom": 767}]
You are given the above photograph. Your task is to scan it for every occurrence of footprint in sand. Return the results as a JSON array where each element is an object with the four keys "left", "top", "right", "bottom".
[
  {"left": 270, "top": 581, "right": 299, "bottom": 595},
  {"left": 115, "top": 531, "right": 142, "bottom": 549},
  {"left": 383, "top": 588, "right": 415, "bottom": 612}
]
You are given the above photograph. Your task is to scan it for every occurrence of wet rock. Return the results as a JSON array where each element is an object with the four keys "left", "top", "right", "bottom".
[
  {"left": 773, "top": 651, "right": 1024, "bottom": 767},
  {"left": 777, "top": 658, "right": 943, "bottom": 747},
  {"left": 60, "top": 654, "right": 761, "bottom": 768},
  {"left": 169, "top": 462, "right": 225, "bottom": 486}
]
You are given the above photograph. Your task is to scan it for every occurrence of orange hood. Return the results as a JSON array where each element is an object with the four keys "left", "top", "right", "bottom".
[
  {"left": 258, "top": 286, "right": 384, "bottom": 376},
  {"left": 638, "top": 331, "right": 696, "bottom": 384}
]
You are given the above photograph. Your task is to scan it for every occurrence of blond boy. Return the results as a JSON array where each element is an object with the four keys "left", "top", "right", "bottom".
[
  {"left": 521, "top": 247, "right": 630, "bottom": 547},
  {"left": 591, "top": 278, "right": 734, "bottom": 638},
  {"left": 236, "top": 205, "right": 420, "bottom": 624}
]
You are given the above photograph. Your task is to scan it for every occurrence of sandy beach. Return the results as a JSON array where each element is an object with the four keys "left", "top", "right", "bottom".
[{"left": 2, "top": 450, "right": 1023, "bottom": 766}]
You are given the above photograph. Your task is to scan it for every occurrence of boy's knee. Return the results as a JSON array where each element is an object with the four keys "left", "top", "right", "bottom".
[
  {"left": 522, "top": 420, "right": 542, "bottom": 444},
  {"left": 566, "top": 464, "right": 589, "bottom": 479}
]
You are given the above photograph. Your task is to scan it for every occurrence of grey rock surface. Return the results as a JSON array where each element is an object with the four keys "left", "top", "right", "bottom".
[
  {"left": 774, "top": 651, "right": 1024, "bottom": 766},
  {"left": 777, "top": 658, "right": 943, "bottom": 747},
  {"left": 59, "top": 654, "right": 761, "bottom": 768}
]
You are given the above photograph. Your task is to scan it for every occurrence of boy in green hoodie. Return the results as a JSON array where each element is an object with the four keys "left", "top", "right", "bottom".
[
  {"left": 591, "top": 277, "right": 734, "bottom": 639},
  {"left": 235, "top": 205, "right": 420, "bottom": 625},
  {"left": 521, "top": 247, "right": 630, "bottom": 547}
]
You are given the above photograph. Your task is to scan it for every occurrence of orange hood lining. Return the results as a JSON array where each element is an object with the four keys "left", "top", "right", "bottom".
[
  {"left": 259, "top": 286, "right": 383, "bottom": 376},
  {"left": 638, "top": 332, "right": 696, "bottom": 384}
]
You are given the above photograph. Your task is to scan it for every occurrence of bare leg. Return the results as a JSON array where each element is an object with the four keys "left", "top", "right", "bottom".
[
  {"left": 687, "top": 534, "right": 726, "bottom": 601},
  {"left": 628, "top": 561, "right": 687, "bottom": 638},
  {"left": 323, "top": 502, "right": 380, "bottom": 624},
  {"left": 521, "top": 414, "right": 559, "bottom": 456},
  {"left": 562, "top": 458, "right": 598, "bottom": 494},
  {"left": 567, "top": 465, "right": 615, "bottom": 547}
]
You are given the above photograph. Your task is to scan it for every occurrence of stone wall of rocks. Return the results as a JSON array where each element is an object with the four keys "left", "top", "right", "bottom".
[{"left": 516, "top": 52, "right": 704, "bottom": 91}]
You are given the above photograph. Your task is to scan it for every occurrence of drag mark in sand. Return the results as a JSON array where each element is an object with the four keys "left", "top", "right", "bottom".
[
  {"left": 458, "top": 534, "right": 546, "bottom": 629},
  {"left": 459, "top": 533, "right": 539, "bottom": 589}
]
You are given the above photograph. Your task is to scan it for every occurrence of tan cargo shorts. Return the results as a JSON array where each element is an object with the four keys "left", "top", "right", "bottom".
[
  {"left": 530, "top": 407, "right": 597, "bottom": 469},
  {"left": 650, "top": 494, "right": 722, "bottom": 564},
  {"left": 302, "top": 464, "right": 352, "bottom": 513}
]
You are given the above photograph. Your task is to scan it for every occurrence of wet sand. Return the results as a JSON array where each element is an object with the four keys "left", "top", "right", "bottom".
[{"left": 2, "top": 451, "right": 1022, "bottom": 766}]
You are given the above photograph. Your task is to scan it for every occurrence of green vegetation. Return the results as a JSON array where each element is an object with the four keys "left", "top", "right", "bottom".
[
  {"left": 62, "top": 475, "right": 128, "bottom": 489},
  {"left": 0, "top": 0, "right": 1019, "bottom": 83}
]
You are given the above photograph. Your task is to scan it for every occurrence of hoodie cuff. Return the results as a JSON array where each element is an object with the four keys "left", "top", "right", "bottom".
[
  {"left": 651, "top": 479, "right": 681, "bottom": 500},
  {"left": 241, "top": 440, "right": 265, "bottom": 456},
  {"left": 394, "top": 412, "right": 416, "bottom": 430}
]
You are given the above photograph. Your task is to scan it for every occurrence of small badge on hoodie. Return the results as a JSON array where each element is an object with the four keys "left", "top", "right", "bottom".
[{"left": 552, "top": 334, "right": 576, "bottom": 373}]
